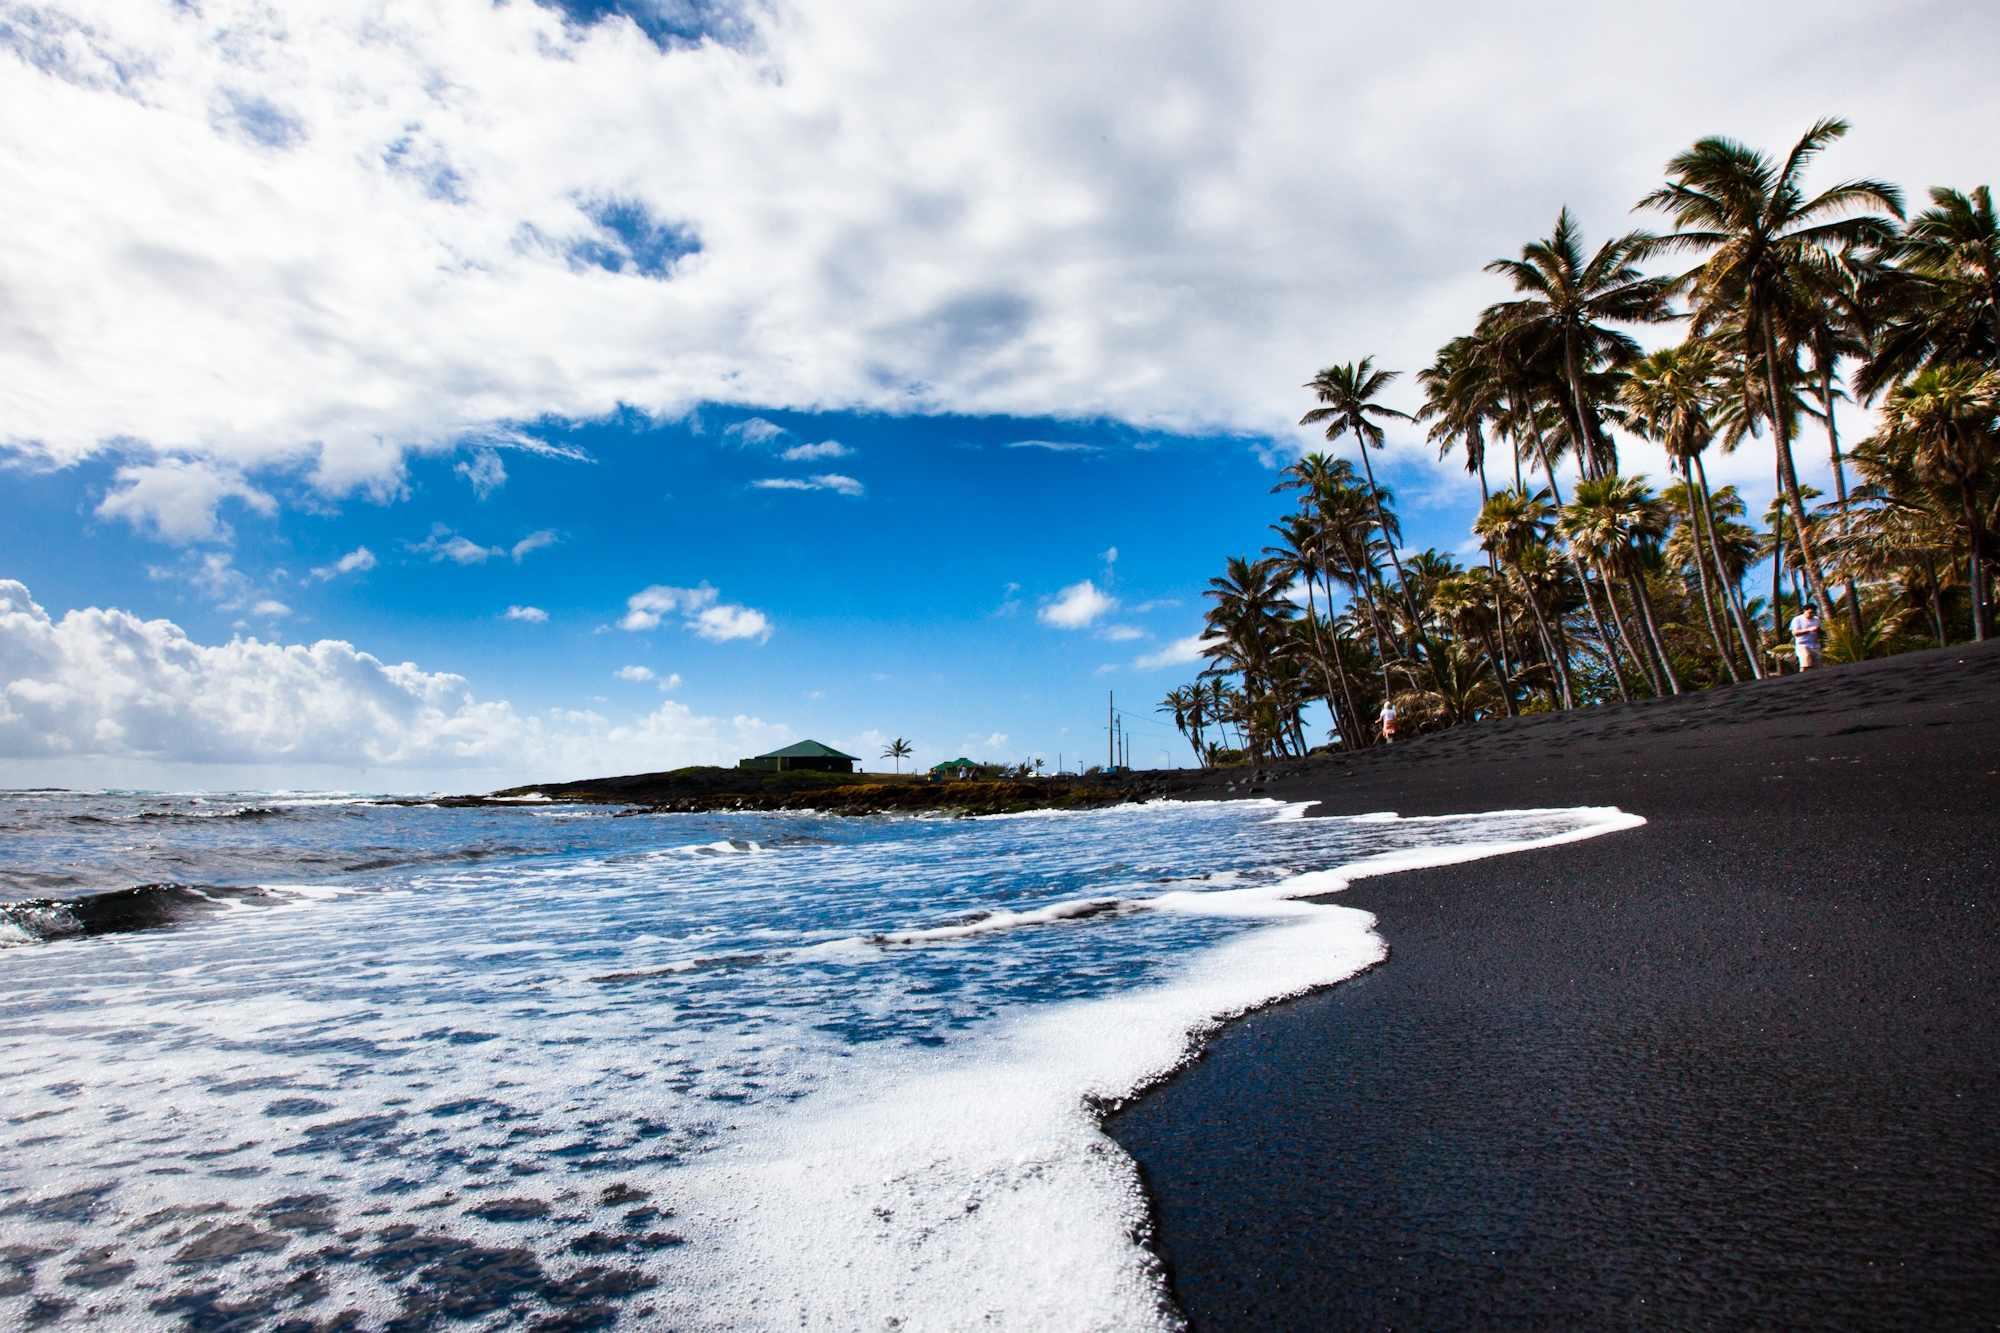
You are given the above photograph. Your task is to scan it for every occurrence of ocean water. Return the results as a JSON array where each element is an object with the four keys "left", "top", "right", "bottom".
[{"left": 0, "top": 790, "right": 1640, "bottom": 1329}]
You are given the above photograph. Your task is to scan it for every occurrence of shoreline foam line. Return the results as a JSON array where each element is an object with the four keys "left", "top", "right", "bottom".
[{"left": 646, "top": 804, "right": 1646, "bottom": 1330}]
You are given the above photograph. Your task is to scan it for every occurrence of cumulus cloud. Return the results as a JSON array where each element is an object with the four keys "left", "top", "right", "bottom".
[
  {"left": 5, "top": 0, "right": 1979, "bottom": 516},
  {"left": 1038, "top": 579, "right": 1116, "bottom": 629},
  {"left": 503, "top": 604, "right": 548, "bottom": 622},
  {"left": 411, "top": 527, "right": 503, "bottom": 565},
  {"left": 1134, "top": 633, "right": 1219, "bottom": 670},
  {"left": 455, "top": 448, "right": 508, "bottom": 499},
  {"left": 310, "top": 546, "right": 377, "bottom": 581},
  {"left": 724, "top": 417, "right": 788, "bottom": 447},
  {"left": 511, "top": 529, "right": 559, "bottom": 561},
  {"left": 249, "top": 598, "right": 290, "bottom": 618},
  {"left": 95, "top": 459, "right": 276, "bottom": 544},
  {"left": 0, "top": 580, "right": 784, "bottom": 783},
  {"left": 619, "top": 582, "right": 772, "bottom": 642},
  {"left": 778, "top": 440, "right": 852, "bottom": 461},
  {"left": 615, "top": 664, "right": 656, "bottom": 682},
  {"left": 750, "top": 473, "right": 864, "bottom": 497}
]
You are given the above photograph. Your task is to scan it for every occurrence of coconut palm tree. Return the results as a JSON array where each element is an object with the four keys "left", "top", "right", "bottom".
[
  {"left": 1859, "top": 184, "right": 2000, "bottom": 396},
  {"left": 1482, "top": 208, "right": 1674, "bottom": 480},
  {"left": 1638, "top": 117, "right": 1904, "bottom": 620},
  {"left": 1863, "top": 364, "right": 2000, "bottom": 639},
  {"left": 1270, "top": 456, "right": 1367, "bottom": 745},
  {"left": 1620, "top": 341, "right": 1763, "bottom": 677},
  {"left": 880, "top": 738, "right": 914, "bottom": 773},
  {"left": 1420, "top": 336, "right": 1518, "bottom": 713},
  {"left": 1203, "top": 556, "right": 1295, "bottom": 759},
  {"left": 1474, "top": 487, "right": 1575, "bottom": 708},
  {"left": 1559, "top": 475, "right": 1682, "bottom": 695},
  {"left": 1299, "top": 360, "right": 1431, "bottom": 662}
]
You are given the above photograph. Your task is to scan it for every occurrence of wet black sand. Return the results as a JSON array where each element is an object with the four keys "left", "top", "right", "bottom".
[{"left": 1114, "top": 641, "right": 2000, "bottom": 1327}]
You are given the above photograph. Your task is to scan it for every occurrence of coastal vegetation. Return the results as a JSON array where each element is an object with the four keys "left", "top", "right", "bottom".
[{"left": 1167, "top": 119, "right": 1999, "bottom": 762}]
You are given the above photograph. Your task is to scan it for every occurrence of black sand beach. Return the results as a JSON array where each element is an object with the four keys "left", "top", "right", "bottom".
[{"left": 1114, "top": 641, "right": 2000, "bottom": 1327}]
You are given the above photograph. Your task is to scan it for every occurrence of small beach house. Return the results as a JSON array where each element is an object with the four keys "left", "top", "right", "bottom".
[
  {"left": 928, "top": 757, "right": 980, "bottom": 781},
  {"left": 737, "top": 740, "right": 860, "bottom": 774}
]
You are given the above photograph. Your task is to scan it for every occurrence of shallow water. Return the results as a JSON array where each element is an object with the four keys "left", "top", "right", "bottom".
[{"left": 0, "top": 790, "right": 1638, "bottom": 1329}]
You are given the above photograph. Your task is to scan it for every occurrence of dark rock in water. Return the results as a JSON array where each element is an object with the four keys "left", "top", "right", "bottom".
[
  {"left": 61, "top": 1247, "right": 135, "bottom": 1290},
  {"left": 467, "top": 1198, "right": 551, "bottom": 1223},
  {"left": 596, "top": 1183, "right": 648, "bottom": 1207},
  {"left": 172, "top": 1222, "right": 290, "bottom": 1266}
]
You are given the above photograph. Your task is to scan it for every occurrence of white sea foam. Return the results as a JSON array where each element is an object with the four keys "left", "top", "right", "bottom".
[{"left": 0, "top": 798, "right": 1642, "bottom": 1328}]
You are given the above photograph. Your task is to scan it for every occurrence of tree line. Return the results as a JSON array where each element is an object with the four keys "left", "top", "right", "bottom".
[{"left": 1161, "top": 119, "right": 1997, "bottom": 764}]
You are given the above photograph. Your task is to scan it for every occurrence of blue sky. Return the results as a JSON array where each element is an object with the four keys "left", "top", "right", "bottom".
[
  {"left": 2, "top": 0, "right": 1992, "bottom": 790},
  {"left": 4, "top": 403, "right": 1486, "bottom": 783}
]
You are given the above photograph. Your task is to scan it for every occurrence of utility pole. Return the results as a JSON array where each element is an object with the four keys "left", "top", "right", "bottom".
[{"left": 1107, "top": 691, "right": 1115, "bottom": 771}]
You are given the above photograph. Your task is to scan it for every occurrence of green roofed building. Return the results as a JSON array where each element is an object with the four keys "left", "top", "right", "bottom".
[
  {"left": 929, "top": 757, "right": 980, "bottom": 780},
  {"left": 738, "top": 740, "right": 860, "bottom": 774}
]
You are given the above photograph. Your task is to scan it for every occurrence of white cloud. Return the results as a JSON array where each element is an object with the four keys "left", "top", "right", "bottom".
[
  {"left": 503, "top": 604, "right": 548, "bottom": 623},
  {"left": 1102, "top": 546, "right": 1118, "bottom": 569},
  {"left": 690, "top": 603, "right": 772, "bottom": 643},
  {"left": 411, "top": 526, "right": 503, "bottom": 565},
  {"left": 1134, "top": 633, "right": 1218, "bottom": 670},
  {"left": 0, "top": 579, "right": 784, "bottom": 786},
  {"left": 1004, "top": 441, "right": 1100, "bottom": 453},
  {"left": 1098, "top": 624, "right": 1144, "bottom": 642},
  {"left": 751, "top": 473, "right": 864, "bottom": 497},
  {"left": 148, "top": 551, "right": 253, "bottom": 606},
  {"left": 249, "top": 598, "right": 290, "bottom": 618},
  {"left": 778, "top": 440, "right": 852, "bottom": 461},
  {"left": 619, "top": 582, "right": 772, "bottom": 642},
  {"left": 615, "top": 665, "right": 656, "bottom": 682},
  {"left": 511, "top": 529, "right": 559, "bottom": 561},
  {"left": 4, "top": 0, "right": 1978, "bottom": 517},
  {"left": 1038, "top": 579, "right": 1116, "bottom": 629},
  {"left": 455, "top": 448, "right": 508, "bottom": 499},
  {"left": 310, "top": 546, "right": 377, "bottom": 581},
  {"left": 724, "top": 417, "right": 788, "bottom": 447},
  {"left": 1129, "top": 597, "right": 1180, "bottom": 613},
  {"left": 95, "top": 459, "right": 276, "bottom": 544}
]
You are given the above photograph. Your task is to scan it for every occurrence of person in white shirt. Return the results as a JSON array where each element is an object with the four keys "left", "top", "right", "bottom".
[
  {"left": 1377, "top": 701, "right": 1398, "bottom": 744},
  {"left": 1790, "top": 603, "right": 1824, "bottom": 670}
]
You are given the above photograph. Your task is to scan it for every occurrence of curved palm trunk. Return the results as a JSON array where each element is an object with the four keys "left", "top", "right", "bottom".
[
  {"left": 1962, "top": 492, "right": 1989, "bottom": 641},
  {"left": 1626, "top": 559, "right": 1681, "bottom": 694},
  {"left": 1353, "top": 444, "right": 1454, "bottom": 718},
  {"left": 1692, "top": 456, "right": 1763, "bottom": 679},
  {"left": 1477, "top": 463, "right": 1517, "bottom": 717},
  {"left": 1680, "top": 461, "right": 1739, "bottom": 682},
  {"left": 1598, "top": 562, "right": 1660, "bottom": 696},
  {"left": 1523, "top": 587, "right": 1574, "bottom": 708},
  {"left": 1542, "top": 460, "right": 1632, "bottom": 704},
  {"left": 1819, "top": 365, "right": 1867, "bottom": 644},
  {"left": 1298, "top": 543, "right": 1358, "bottom": 751},
  {"left": 1761, "top": 311, "right": 1838, "bottom": 618}
]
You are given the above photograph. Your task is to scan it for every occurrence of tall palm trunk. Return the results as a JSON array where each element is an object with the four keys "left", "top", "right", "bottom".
[
  {"left": 1597, "top": 563, "right": 1660, "bottom": 696},
  {"left": 1476, "top": 463, "right": 1517, "bottom": 716},
  {"left": 1692, "top": 456, "right": 1763, "bottom": 679},
  {"left": 1296, "top": 543, "right": 1355, "bottom": 750},
  {"left": 1541, "top": 458, "right": 1632, "bottom": 703},
  {"left": 1818, "top": 364, "right": 1867, "bottom": 643},
  {"left": 1962, "top": 493, "right": 1989, "bottom": 641},
  {"left": 1518, "top": 575, "right": 1574, "bottom": 708},
  {"left": 1762, "top": 311, "right": 1838, "bottom": 618},
  {"left": 1352, "top": 444, "right": 1453, "bottom": 717},
  {"left": 1625, "top": 559, "right": 1681, "bottom": 694},
  {"left": 1679, "top": 461, "right": 1739, "bottom": 682}
]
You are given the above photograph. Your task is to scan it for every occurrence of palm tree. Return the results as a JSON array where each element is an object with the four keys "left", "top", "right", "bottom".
[
  {"left": 1203, "top": 556, "right": 1294, "bottom": 759},
  {"left": 1638, "top": 117, "right": 1904, "bottom": 620},
  {"left": 1620, "top": 341, "right": 1763, "bottom": 677},
  {"left": 1270, "top": 456, "right": 1367, "bottom": 746},
  {"left": 1864, "top": 365, "right": 2000, "bottom": 639},
  {"left": 1475, "top": 487, "right": 1575, "bottom": 708},
  {"left": 1158, "top": 686, "right": 1209, "bottom": 767},
  {"left": 1859, "top": 184, "right": 2000, "bottom": 396},
  {"left": 1483, "top": 208, "right": 1674, "bottom": 479},
  {"left": 880, "top": 738, "right": 914, "bottom": 774},
  {"left": 1299, "top": 361, "right": 1425, "bottom": 648},
  {"left": 1559, "top": 475, "right": 1682, "bottom": 695},
  {"left": 1420, "top": 336, "right": 1517, "bottom": 713}
]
